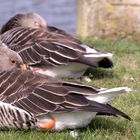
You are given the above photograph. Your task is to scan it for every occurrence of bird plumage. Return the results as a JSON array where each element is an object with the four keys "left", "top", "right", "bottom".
[
  {"left": 0, "top": 13, "right": 131, "bottom": 131},
  {"left": 0, "top": 69, "right": 131, "bottom": 130},
  {"left": 0, "top": 44, "right": 131, "bottom": 130},
  {"left": 1, "top": 12, "right": 113, "bottom": 78}
]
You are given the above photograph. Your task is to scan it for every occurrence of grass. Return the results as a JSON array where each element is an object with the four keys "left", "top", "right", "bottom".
[{"left": 0, "top": 38, "right": 140, "bottom": 140}]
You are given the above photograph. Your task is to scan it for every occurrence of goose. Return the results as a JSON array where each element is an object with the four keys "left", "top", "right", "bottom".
[
  {"left": 0, "top": 12, "right": 113, "bottom": 78},
  {"left": 0, "top": 41, "right": 131, "bottom": 130}
]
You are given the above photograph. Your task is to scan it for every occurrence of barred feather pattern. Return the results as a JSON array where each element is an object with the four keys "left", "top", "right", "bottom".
[
  {"left": 1, "top": 26, "right": 113, "bottom": 70},
  {"left": 0, "top": 101, "right": 36, "bottom": 129},
  {"left": 0, "top": 69, "right": 130, "bottom": 129},
  {"left": 1, "top": 27, "right": 86, "bottom": 67},
  {"left": 0, "top": 12, "right": 114, "bottom": 79},
  {"left": 0, "top": 70, "right": 130, "bottom": 122}
]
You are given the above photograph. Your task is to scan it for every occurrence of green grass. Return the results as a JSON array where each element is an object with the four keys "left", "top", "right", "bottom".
[{"left": 0, "top": 38, "right": 140, "bottom": 140}]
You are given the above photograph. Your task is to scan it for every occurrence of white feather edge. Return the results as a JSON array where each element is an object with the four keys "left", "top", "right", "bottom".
[
  {"left": 86, "top": 87, "right": 132, "bottom": 104},
  {"left": 81, "top": 44, "right": 113, "bottom": 60},
  {"left": 84, "top": 53, "right": 113, "bottom": 61}
]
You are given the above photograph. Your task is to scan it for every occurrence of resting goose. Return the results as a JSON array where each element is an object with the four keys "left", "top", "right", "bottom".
[
  {"left": 0, "top": 41, "right": 131, "bottom": 130},
  {"left": 0, "top": 12, "right": 113, "bottom": 78}
]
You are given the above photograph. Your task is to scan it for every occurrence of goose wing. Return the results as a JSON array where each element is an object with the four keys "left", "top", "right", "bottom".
[
  {"left": 0, "top": 70, "right": 130, "bottom": 119},
  {"left": 0, "top": 70, "right": 96, "bottom": 114},
  {"left": 1, "top": 27, "right": 87, "bottom": 67},
  {"left": 47, "top": 25, "right": 82, "bottom": 44}
]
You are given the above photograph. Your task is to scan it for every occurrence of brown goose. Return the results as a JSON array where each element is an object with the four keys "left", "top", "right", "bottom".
[
  {"left": 0, "top": 12, "right": 113, "bottom": 78},
  {"left": 0, "top": 41, "right": 131, "bottom": 130}
]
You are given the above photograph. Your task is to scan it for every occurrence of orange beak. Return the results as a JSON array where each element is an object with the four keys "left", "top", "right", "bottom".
[{"left": 20, "top": 64, "right": 27, "bottom": 70}]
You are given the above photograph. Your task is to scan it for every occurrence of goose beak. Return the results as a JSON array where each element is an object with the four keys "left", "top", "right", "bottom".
[{"left": 20, "top": 64, "right": 27, "bottom": 70}]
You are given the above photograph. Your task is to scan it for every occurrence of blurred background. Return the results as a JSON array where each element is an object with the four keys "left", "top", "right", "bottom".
[
  {"left": 1, "top": 0, "right": 140, "bottom": 40},
  {"left": 0, "top": 0, "right": 76, "bottom": 33}
]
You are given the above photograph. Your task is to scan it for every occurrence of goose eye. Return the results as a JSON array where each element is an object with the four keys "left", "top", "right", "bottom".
[{"left": 11, "top": 60, "right": 16, "bottom": 64}]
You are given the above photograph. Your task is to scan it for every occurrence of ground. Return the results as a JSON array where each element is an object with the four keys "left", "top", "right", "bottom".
[{"left": 0, "top": 38, "right": 140, "bottom": 140}]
